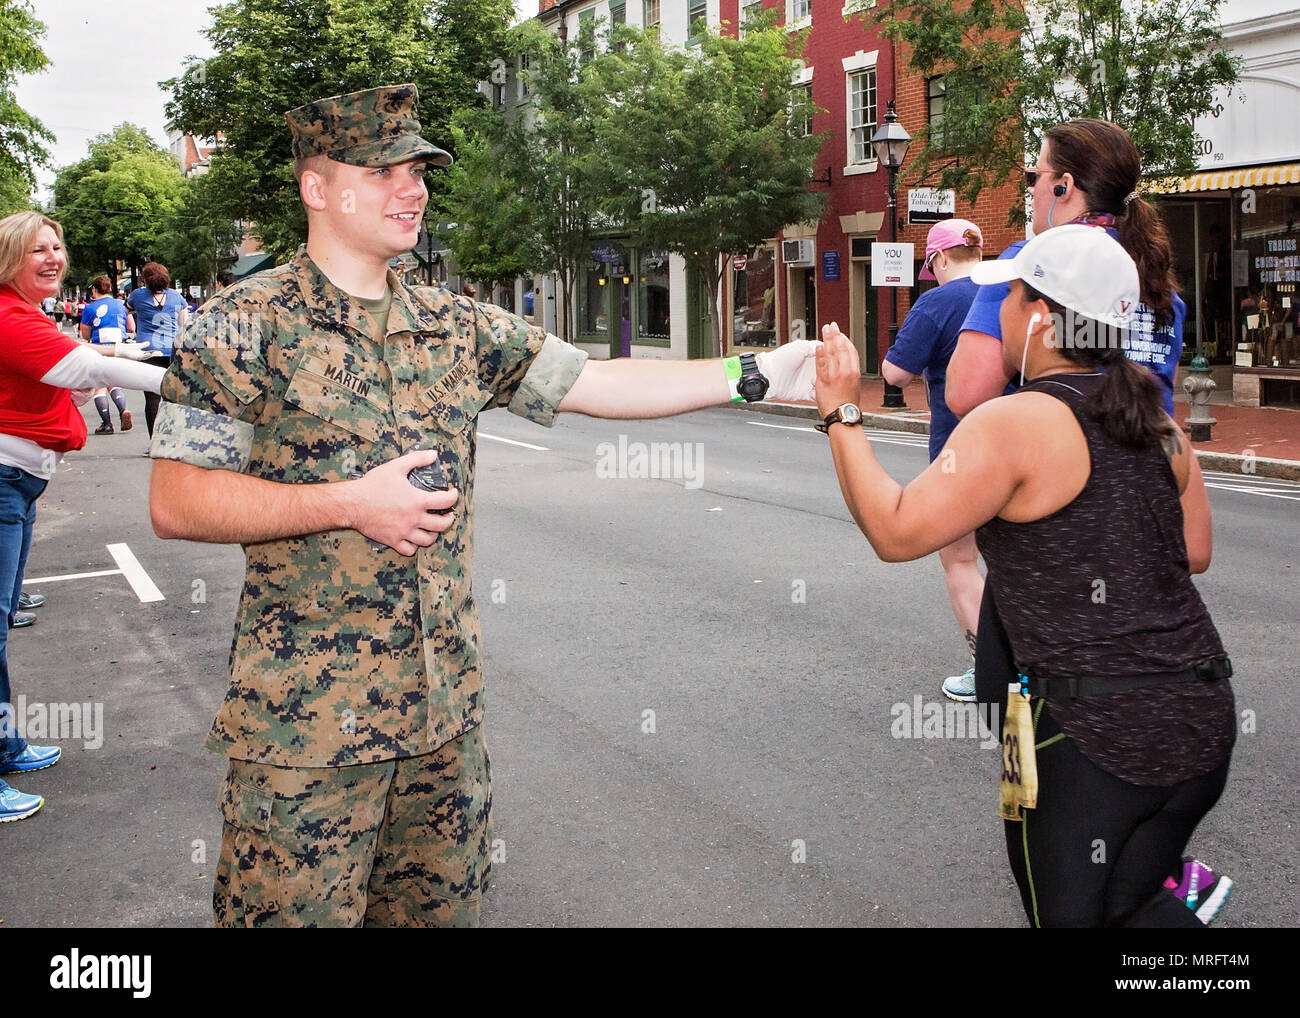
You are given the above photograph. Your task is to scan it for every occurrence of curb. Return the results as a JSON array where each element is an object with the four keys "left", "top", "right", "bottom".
[{"left": 732, "top": 401, "right": 1300, "bottom": 480}]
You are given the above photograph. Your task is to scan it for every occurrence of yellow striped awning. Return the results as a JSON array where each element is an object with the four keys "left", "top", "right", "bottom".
[{"left": 1145, "top": 162, "right": 1300, "bottom": 194}]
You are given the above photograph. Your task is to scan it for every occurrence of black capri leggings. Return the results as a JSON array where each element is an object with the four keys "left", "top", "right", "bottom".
[
  {"left": 974, "top": 585, "right": 1230, "bottom": 927},
  {"left": 1006, "top": 702, "right": 1229, "bottom": 928}
]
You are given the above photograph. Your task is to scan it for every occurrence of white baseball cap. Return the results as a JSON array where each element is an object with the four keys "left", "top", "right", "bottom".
[{"left": 969, "top": 224, "right": 1140, "bottom": 329}]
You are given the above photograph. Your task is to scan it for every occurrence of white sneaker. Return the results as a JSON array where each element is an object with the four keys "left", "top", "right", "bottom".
[{"left": 941, "top": 665, "right": 977, "bottom": 702}]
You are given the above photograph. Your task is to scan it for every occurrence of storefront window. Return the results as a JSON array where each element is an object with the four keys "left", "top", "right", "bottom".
[
  {"left": 580, "top": 266, "right": 607, "bottom": 335},
  {"left": 732, "top": 247, "right": 776, "bottom": 347},
  {"left": 638, "top": 251, "right": 670, "bottom": 340},
  {"left": 1238, "top": 184, "right": 1300, "bottom": 368}
]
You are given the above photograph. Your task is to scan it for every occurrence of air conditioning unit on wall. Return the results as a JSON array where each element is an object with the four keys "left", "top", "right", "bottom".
[{"left": 782, "top": 239, "right": 815, "bottom": 266}]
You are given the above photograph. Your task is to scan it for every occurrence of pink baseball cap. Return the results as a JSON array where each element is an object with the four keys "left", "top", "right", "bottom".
[{"left": 919, "top": 218, "right": 983, "bottom": 280}]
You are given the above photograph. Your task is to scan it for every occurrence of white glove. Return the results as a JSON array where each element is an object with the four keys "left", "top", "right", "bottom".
[
  {"left": 756, "top": 339, "right": 822, "bottom": 402},
  {"left": 114, "top": 340, "right": 153, "bottom": 362}
]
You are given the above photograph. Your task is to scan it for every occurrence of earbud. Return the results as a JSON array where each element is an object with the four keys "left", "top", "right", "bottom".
[
  {"left": 1022, "top": 313, "right": 1042, "bottom": 383},
  {"left": 1053, "top": 183, "right": 1067, "bottom": 197}
]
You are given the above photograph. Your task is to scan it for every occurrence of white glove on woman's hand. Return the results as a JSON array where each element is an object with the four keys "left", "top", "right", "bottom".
[{"left": 756, "top": 339, "right": 822, "bottom": 402}]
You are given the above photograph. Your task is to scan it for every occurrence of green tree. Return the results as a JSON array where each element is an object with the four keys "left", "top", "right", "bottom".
[
  {"left": 163, "top": 0, "right": 515, "bottom": 262},
  {"left": 588, "top": 16, "right": 826, "bottom": 355},
  {"left": 874, "top": 0, "right": 1241, "bottom": 220},
  {"left": 439, "top": 117, "right": 538, "bottom": 296},
  {"left": 0, "top": 0, "right": 55, "bottom": 215},
  {"left": 157, "top": 160, "right": 245, "bottom": 293},
  {"left": 52, "top": 125, "right": 186, "bottom": 287},
  {"left": 440, "top": 18, "right": 607, "bottom": 342}
]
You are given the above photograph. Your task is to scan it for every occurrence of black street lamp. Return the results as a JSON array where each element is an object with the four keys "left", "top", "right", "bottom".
[{"left": 871, "top": 100, "right": 912, "bottom": 409}]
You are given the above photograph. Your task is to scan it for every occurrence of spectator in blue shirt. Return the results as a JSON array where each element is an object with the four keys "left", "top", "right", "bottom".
[
  {"left": 127, "top": 261, "right": 187, "bottom": 438},
  {"left": 80, "top": 274, "right": 135, "bottom": 434},
  {"left": 883, "top": 220, "right": 991, "bottom": 699}
]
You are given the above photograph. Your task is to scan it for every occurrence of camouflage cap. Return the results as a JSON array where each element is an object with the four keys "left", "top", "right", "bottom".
[{"left": 285, "top": 84, "right": 452, "bottom": 168}]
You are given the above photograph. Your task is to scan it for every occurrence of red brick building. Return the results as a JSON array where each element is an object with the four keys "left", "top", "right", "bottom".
[{"left": 720, "top": 1, "right": 1022, "bottom": 379}]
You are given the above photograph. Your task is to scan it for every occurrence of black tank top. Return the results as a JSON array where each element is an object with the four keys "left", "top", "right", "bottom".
[{"left": 977, "top": 373, "right": 1235, "bottom": 785}]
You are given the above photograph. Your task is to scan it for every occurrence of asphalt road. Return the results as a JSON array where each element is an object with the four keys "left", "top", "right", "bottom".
[{"left": 3, "top": 394, "right": 1296, "bottom": 927}]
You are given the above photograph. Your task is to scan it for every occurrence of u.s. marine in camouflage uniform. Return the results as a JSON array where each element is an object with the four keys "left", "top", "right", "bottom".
[{"left": 150, "top": 84, "right": 821, "bottom": 927}]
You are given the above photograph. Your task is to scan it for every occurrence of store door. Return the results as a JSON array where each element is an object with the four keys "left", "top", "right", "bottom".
[
  {"left": 620, "top": 279, "right": 632, "bottom": 358},
  {"left": 863, "top": 269, "right": 879, "bottom": 373}
]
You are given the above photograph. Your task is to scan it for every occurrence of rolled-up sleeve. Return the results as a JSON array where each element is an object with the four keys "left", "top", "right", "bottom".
[
  {"left": 507, "top": 334, "right": 588, "bottom": 427},
  {"left": 151, "top": 296, "right": 268, "bottom": 469},
  {"left": 473, "top": 301, "right": 587, "bottom": 428}
]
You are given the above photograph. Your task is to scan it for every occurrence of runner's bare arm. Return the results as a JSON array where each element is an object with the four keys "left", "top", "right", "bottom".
[
  {"left": 817, "top": 325, "right": 1025, "bottom": 560},
  {"left": 945, "top": 329, "right": 1015, "bottom": 417},
  {"left": 1161, "top": 425, "right": 1212, "bottom": 573}
]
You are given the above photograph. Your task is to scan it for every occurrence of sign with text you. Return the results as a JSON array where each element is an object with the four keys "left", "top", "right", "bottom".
[{"left": 871, "top": 243, "right": 915, "bottom": 287}]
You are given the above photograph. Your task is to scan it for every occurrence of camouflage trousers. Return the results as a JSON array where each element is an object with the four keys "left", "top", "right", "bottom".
[{"left": 213, "top": 725, "right": 491, "bottom": 927}]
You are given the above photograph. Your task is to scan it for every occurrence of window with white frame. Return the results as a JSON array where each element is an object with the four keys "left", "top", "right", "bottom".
[
  {"left": 578, "top": 6, "right": 596, "bottom": 64},
  {"left": 643, "top": 0, "right": 661, "bottom": 29},
  {"left": 742, "top": 0, "right": 765, "bottom": 33},
  {"left": 788, "top": 0, "right": 811, "bottom": 27},
  {"left": 792, "top": 81, "right": 813, "bottom": 137},
  {"left": 517, "top": 52, "right": 529, "bottom": 101},
  {"left": 688, "top": 0, "right": 707, "bottom": 41},
  {"left": 847, "top": 67, "right": 877, "bottom": 164}
]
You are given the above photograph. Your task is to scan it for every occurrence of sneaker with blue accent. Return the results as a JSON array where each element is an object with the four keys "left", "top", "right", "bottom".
[
  {"left": 17, "top": 591, "right": 45, "bottom": 610},
  {"left": 941, "top": 665, "right": 977, "bottom": 702},
  {"left": 1165, "top": 856, "right": 1233, "bottom": 925},
  {"left": 0, "top": 783, "right": 44, "bottom": 822},
  {"left": 0, "top": 743, "right": 61, "bottom": 775}
]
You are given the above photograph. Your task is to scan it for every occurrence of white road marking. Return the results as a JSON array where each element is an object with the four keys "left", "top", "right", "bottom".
[
  {"left": 1204, "top": 483, "right": 1300, "bottom": 502},
  {"left": 23, "top": 568, "right": 124, "bottom": 585},
  {"left": 106, "top": 543, "right": 165, "bottom": 603},
  {"left": 745, "top": 420, "right": 929, "bottom": 446},
  {"left": 479, "top": 432, "right": 549, "bottom": 451}
]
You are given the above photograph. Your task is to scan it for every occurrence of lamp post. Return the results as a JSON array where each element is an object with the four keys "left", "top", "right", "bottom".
[{"left": 871, "top": 100, "right": 912, "bottom": 409}]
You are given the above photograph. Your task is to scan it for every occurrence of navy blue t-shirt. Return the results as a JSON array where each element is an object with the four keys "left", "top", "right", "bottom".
[
  {"left": 885, "top": 276, "right": 980, "bottom": 461},
  {"left": 960, "top": 231, "right": 1184, "bottom": 414}
]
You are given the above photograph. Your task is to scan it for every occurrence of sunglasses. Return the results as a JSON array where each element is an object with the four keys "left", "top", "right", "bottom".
[{"left": 1024, "top": 169, "right": 1055, "bottom": 187}]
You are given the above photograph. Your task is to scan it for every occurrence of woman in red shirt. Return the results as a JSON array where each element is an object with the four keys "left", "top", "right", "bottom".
[{"left": 0, "top": 212, "right": 165, "bottom": 823}]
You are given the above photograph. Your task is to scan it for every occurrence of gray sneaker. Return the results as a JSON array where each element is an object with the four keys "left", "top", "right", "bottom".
[
  {"left": 941, "top": 665, "right": 976, "bottom": 702},
  {"left": 9, "top": 611, "right": 36, "bottom": 629}
]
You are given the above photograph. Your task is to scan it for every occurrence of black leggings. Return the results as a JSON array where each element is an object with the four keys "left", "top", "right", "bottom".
[
  {"left": 143, "top": 355, "right": 171, "bottom": 436},
  {"left": 1006, "top": 703, "right": 1229, "bottom": 927},
  {"left": 975, "top": 586, "right": 1230, "bottom": 927}
]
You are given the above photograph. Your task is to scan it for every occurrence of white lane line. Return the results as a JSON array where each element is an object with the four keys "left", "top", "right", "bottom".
[
  {"left": 1204, "top": 483, "right": 1300, "bottom": 502},
  {"left": 24, "top": 569, "right": 124, "bottom": 585},
  {"left": 106, "top": 543, "right": 165, "bottom": 603},
  {"left": 478, "top": 432, "right": 549, "bottom": 451},
  {"left": 745, "top": 420, "right": 928, "bottom": 446},
  {"left": 746, "top": 420, "right": 816, "bottom": 433}
]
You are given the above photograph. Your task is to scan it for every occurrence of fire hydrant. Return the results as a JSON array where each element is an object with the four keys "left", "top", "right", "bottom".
[{"left": 1183, "top": 353, "right": 1217, "bottom": 443}]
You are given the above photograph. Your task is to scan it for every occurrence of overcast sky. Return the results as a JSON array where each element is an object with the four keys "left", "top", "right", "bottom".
[{"left": 13, "top": 0, "right": 533, "bottom": 200}]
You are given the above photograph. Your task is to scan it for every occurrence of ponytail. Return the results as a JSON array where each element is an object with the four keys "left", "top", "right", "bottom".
[
  {"left": 1092, "top": 350, "right": 1172, "bottom": 448},
  {"left": 1117, "top": 195, "right": 1179, "bottom": 329},
  {"left": 1026, "top": 286, "right": 1173, "bottom": 448},
  {"left": 1045, "top": 119, "right": 1180, "bottom": 328}
]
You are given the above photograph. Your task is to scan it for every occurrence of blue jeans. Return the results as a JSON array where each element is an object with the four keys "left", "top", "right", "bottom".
[{"left": 0, "top": 465, "right": 47, "bottom": 779}]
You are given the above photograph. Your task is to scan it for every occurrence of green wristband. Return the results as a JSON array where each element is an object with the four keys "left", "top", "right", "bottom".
[{"left": 723, "top": 356, "right": 743, "bottom": 401}]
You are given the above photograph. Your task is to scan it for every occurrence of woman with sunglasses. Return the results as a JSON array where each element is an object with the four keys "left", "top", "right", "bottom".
[
  {"left": 946, "top": 119, "right": 1184, "bottom": 420},
  {"left": 814, "top": 226, "right": 1234, "bottom": 927}
]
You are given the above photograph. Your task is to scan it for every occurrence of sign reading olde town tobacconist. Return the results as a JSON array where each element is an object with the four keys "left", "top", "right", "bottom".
[{"left": 907, "top": 188, "right": 956, "bottom": 225}]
